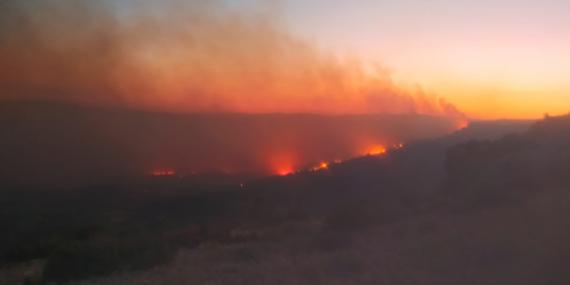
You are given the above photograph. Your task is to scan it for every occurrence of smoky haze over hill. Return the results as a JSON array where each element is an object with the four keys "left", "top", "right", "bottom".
[
  {"left": 0, "top": 102, "right": 549, "bottom": 285},
  {"left": 0, "top": 0, "right": 464, "bottom": 117},
  {"left": 0, "top": 0, "right": 469, "bottom": 189},
  {"left": 0, "top": 101, "right": 463, "bottom": 188}
]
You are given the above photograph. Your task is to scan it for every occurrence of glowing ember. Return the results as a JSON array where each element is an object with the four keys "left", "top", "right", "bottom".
[
  {"left": 153, "top": 171, "right": 175, "bottom": 176},
  {"left": 156, "top": 143, "right": 407, "bottom": 177},
  {"left": 310, "top": 163, "right": 328, "bottom": 171},
  {"left": 392, "top": 143, "right": 404, "bottom": 149},
  {"left": 274, "top": 143, "right": 408, "bottom": 175}
]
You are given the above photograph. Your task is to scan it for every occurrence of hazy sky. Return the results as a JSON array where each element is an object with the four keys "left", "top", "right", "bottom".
[
  {"left": 2, "top": 0, "right": 569, "bottom": 119},
  {"left": 234, "top": 0, "right": 570, "bottom": 119}
]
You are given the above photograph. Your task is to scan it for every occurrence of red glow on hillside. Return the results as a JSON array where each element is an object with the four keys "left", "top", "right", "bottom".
[
  {"left": 391, "top": 143, "right": 403, "bottom": 150},
  {"left": 309, "top": 162, "right": 329, "bottom": 171},
  {"left": 154, "top": 171, "right": 175, "bottom": 176},
  {"left": 368, "top": 146, "right": 387, "bottom": 156},
  {"left": 150, "top": 142, "right": 408, "bottom": 178},
  {"left": 279, "top": 169, "right": 294, "bottom": 176},
  {"left": 270, "top": 152, "right": 298, "bottom": 176},
  {"left": 148, "top": 143, "right": 404, "bottom": 176}
]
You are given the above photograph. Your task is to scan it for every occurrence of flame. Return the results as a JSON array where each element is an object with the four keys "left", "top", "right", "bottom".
[
  {"left": 308, "top": 162, "right": 329, "bottom": 171},
  {"left": 269, "top": 151, "right": 298, "bottom": 176},
  {"left": 368, "top": 146, "right": 387, "bottom": 156},
  {"left": 153, "top": 142, "right": 406, "bottom": 177},
  {"left": 154, "top": 171, "right": 175, "bottom": 176},
  {"left": 391, "top": 143, "right": 404, "bottom": 149},
  {"left": 279, "top": 169, "right": 294, "bottom": 176}
]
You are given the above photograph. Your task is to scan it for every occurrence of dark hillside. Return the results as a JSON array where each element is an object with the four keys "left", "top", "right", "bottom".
[
  {"left": 0, "top": 116, "right": 534, "bottom": 283},
  {"left": 446, "top": 113, "right": 570, "bottom": 210},
  {"left": 0, "top": 101, "right": 463, "bottom": 189}
]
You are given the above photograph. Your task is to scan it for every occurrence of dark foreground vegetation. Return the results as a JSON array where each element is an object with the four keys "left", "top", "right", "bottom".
[{"left": 8, "top": 114, "right": 570, "bottom": 284}]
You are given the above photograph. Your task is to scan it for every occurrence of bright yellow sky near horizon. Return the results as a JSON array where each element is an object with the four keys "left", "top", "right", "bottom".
[{"left": 279, "top": 0, "right": 570, "bottom": 119}]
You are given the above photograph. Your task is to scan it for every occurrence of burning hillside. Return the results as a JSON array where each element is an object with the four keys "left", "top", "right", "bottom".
[
  {"left": 0, "top": 101, "right": 464, "bottom": 188},
  {"left": 0, "top": 0, "right": 471, "bottom": 188}
]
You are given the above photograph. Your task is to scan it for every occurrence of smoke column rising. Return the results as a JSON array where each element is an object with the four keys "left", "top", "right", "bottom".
[
  {"left": 0, "top": 0, "right": 468, "bottom": 188},
  {"left": 0, "top": 0, "right": 464, "bottom": 117}
]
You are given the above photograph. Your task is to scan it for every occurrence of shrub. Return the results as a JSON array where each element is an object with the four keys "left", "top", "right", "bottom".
[
  {"left": 323, "top": 252, "right": 365, "bottom": 280},
  {"left": 42, "top": 242, "right": 118, "bottom": 283},
  {"left": 230, "top": 246, "right": 257, "bottom": 263},
  {"left": 415, "top": 220, "right": 437, "bottom": 235},
  {"left": 308, "top": 233, "right": 352, "bottom": 252},
  {"left": 42, "top": 237, "right": 174, "bottom": 283},
  {"left": 532, "top": 254, "right": 570, "bottom": 285},
  {"left": 391, "top": 224, "right": 408, "bottom": 238},
  {"left": 325, "top": 202, "right": 400, "bottom": 232}
]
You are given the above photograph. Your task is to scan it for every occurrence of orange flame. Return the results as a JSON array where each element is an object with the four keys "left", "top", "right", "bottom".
[
  {"left": 279, "top": 169, "right": 294, "bottom": 176},
  {"left": 368, "top": 146, "right": 386, "bottom": 156},
  {"left": 154, "top": 171, "right": 175, "bottom": 176}
]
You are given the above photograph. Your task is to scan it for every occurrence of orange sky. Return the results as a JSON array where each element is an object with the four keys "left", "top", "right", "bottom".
[
  {"left": 2, "top": 0, "right": 568, "bottom": 119},
  {"left": 281, "top": 0, "right": 570, "bottom": 119},
  {"left": 0, "top": 0, "right": 463, "bottom": 120}
]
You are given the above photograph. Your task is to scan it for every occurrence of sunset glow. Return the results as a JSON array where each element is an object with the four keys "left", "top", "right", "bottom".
[
  {"left": 1, "top": 0, "right": 568, "bottom": 119},
  {"left": 0, "top": 0, "right": 463, "bottom": 119},
  {"left": 284, "top": 0, "right": 570, "bottom": 119},
  {"left": 3, "top": 1, "right": 569, "bottom": 282}
]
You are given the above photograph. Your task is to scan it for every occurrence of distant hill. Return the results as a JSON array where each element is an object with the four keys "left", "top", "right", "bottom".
[
  {"left": 0, "top": 100, "right": 463, "bottom": 189},
  {"left": 0, "top": 103, "right": 541, "bottom": 283},
  {"left": 241, "top": 117, "right": 534, "bottom": 215},
  {"left": 446, "top": 113, "right": 570, "bottom": 210}
]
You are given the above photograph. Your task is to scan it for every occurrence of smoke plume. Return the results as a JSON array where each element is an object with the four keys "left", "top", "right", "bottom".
[
  {"left": 0, "top": 0, "right": 464, "bottom": 118},
  {"left": 0, "top": 1, "right": 469, "bottom": 188}
]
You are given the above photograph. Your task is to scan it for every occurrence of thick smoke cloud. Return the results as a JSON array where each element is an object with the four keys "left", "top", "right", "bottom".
[
  {"left": 0, "top": 0, "right": 464, "bottom": 118},
  {"left": 0, "top": 1, "right": 468, "bottom": 188}
]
